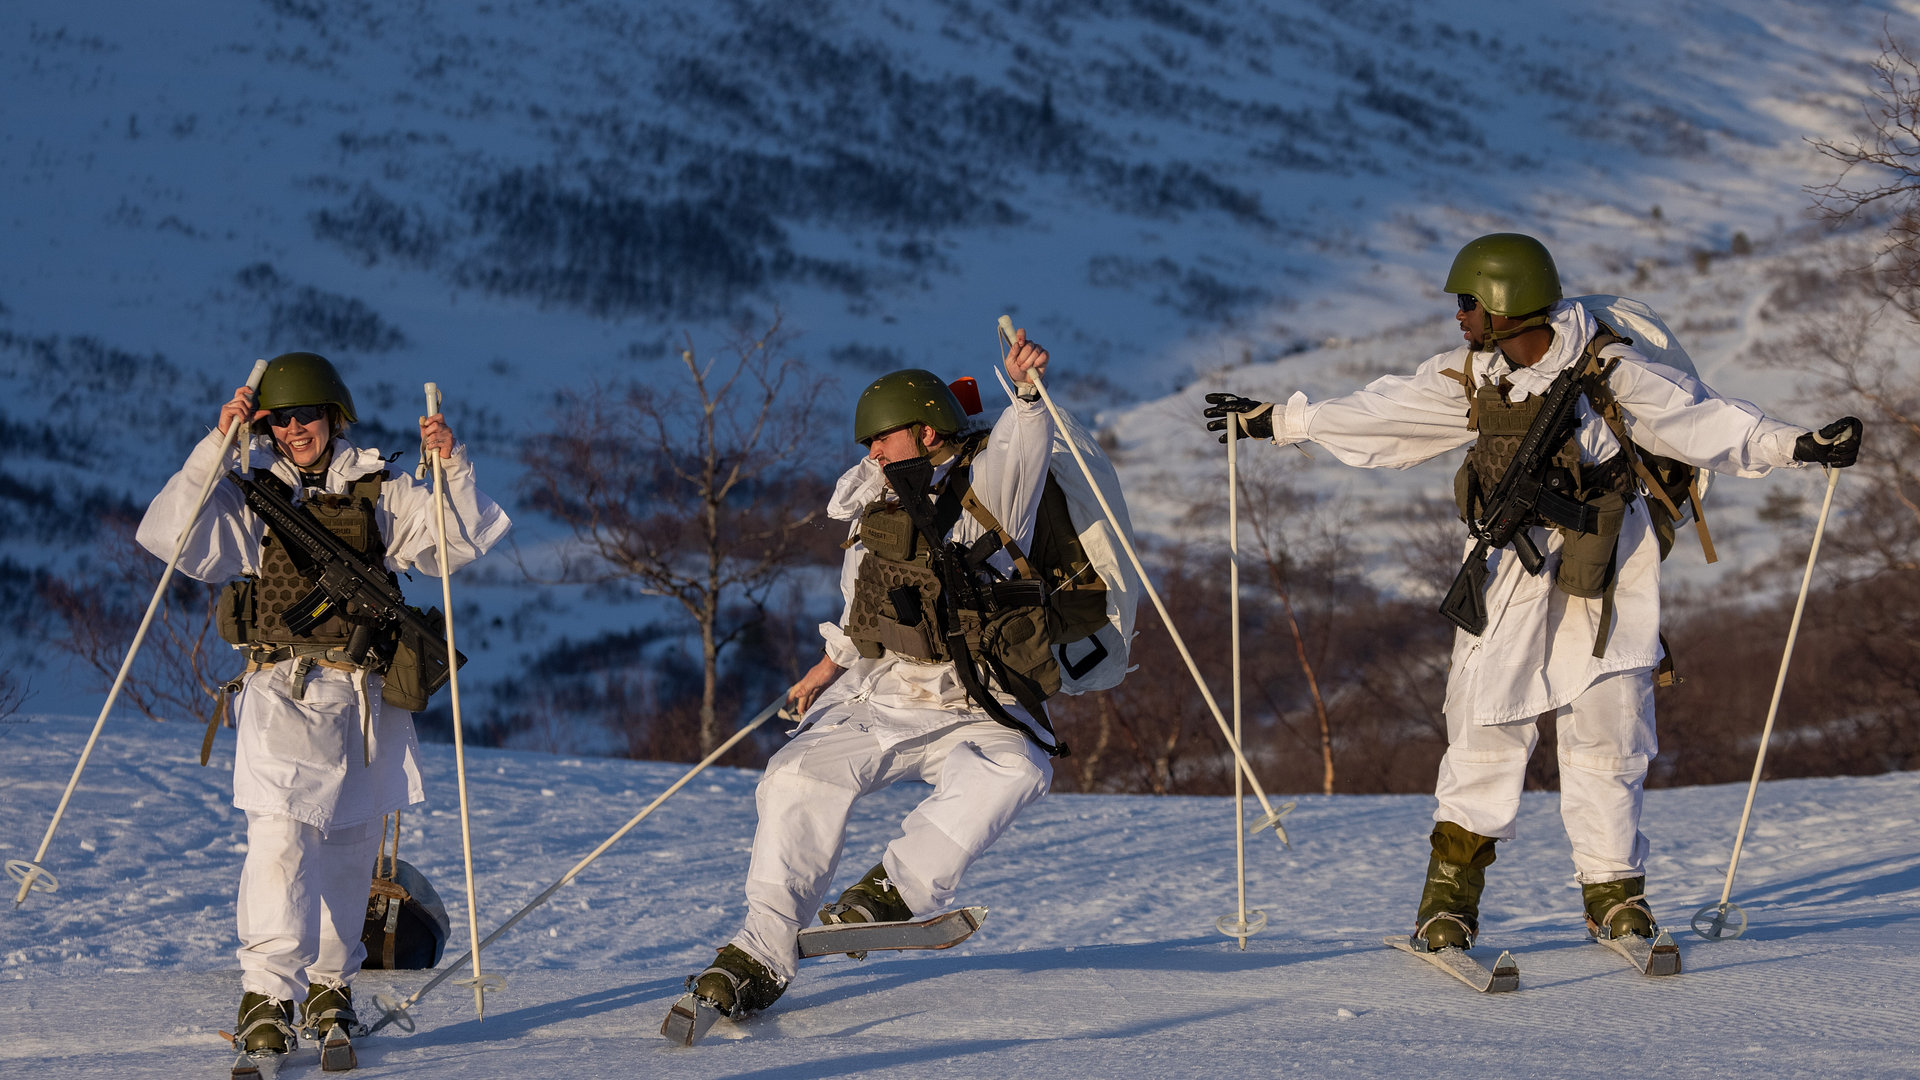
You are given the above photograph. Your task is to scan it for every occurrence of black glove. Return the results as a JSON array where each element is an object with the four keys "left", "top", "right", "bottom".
[
  {"left": 1203, "top": 393, "right": 1276, "bottom": 443},
  {"left": 1793, "top": 416, "right": 1864, "bottom": 468}
]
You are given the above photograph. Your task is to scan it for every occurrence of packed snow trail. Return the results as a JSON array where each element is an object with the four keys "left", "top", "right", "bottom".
[{"left": 3, "top": 714, "right": 1918, "bottom": 1078}]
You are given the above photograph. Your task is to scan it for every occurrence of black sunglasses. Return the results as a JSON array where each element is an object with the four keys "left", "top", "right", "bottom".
[
  {"left": 268, "top": 405, "right": 327, "bottom": 427},
  {"left": 1456, "top": 294, "right": 1480, "bottom": 313}
]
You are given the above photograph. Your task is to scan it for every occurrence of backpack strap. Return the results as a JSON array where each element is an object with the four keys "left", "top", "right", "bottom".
[
  {"left": 955, "top": 485, "right": 1039, "bottom": 580},
  {"left": 1580, "top": 335, "right": 1716, "bottom": 562},
  {"left": 945, "top": 434, "right": 1042, "bottom": 581},
  {"left": 1440, "top": 352, "right": 1479, "bottom": 429}
]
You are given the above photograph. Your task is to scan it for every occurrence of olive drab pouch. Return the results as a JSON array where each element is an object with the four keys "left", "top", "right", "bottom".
[
  {"left": 1554, "top": 491, "right": 1628, "bottom": 599},
  {"left": 977, "top": 604, "right": 1060, "bottom": 699},
  {"left": 846, "top": 555, "right": 946, "bottom": 662},
  {"left": 378, "top": 606, "right": 463, "bottom": 713},
  {"left": 216, "top": 578, "right": 257, "bottom": 646},
  {"left": 857, "top": 502, "right": 919, "bottom": 562}
]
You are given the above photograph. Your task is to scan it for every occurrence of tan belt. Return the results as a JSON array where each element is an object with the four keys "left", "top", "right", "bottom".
[{"left": 199, "top": 645, "right": 369, "bottom": 766}]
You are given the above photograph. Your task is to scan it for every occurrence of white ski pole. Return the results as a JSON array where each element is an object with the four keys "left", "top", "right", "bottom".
[
  {"left": 999, "top": 317, "right": 1293, "bottom": 841},
  {"left": 1692, "top": 466, "right": 1842, "bottom": 940},
  {"left": 1216, "top": 412, "right": 1266, "bottom": 947},
  {"left": 423, "top": 383, "right": 496, "bottom": 1016},
  {"left": 368, "top": 697, "right": 789, "bottom": 1035},
  {"left": 8, "top": 359, "right": 270, "bottom": 907}
]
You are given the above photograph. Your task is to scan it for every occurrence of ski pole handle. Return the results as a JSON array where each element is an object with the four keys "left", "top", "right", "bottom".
[{"left": 237, "top": 358, "right": 269, "bottom": 477}]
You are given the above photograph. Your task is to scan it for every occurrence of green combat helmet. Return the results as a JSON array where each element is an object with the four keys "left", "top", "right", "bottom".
[
  {"left": 257, "top": 351, "right": 358, "bottom": 423},
  {"left": 853, "top": 368, "right": 967, "bottom": 445},
  {"left": 1444, "top": 233, "right": 1563, "bottom": 318}
]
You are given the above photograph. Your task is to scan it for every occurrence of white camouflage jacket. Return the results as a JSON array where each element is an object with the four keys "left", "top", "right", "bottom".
[
  {"left": 136, "top": 429, "right": 510, "bottom": 828},
  {"left": 1269, "top": 300, "right": 1808, "bottom": 723},
  {"left": 805, "top": 395, "right": 1056, "bottom": 748}
]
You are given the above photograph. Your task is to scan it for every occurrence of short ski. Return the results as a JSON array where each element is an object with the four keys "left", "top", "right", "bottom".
[
  {"left": 1592, "top": 928, "right": 1682, "bottom": 976},
  {"left": 229, "top": 1050, "right": 285, "bottom": 1079},
  {"left": 1383, "top": 935, "right": 1520, "bottom": 993},
  {"left": 317, "top": 1026, "right": 356, "bottom": 1071},
  {"left": 661, "top": 992, "right": 722, "bottom": 1047},
  {"left": 797, "top": 906, "right": 988, "bottom": 958}
]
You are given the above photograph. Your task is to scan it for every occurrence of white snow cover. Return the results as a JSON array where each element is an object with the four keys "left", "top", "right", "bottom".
[{"left": 4, "top": 713, "right": 1918, "bottom": 1078}]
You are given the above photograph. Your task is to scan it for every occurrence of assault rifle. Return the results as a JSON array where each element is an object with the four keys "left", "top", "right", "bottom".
[
  {"left": 226, "top": 468, "right": 460, "bottom": 696},
  {"left": 1439, "top": 364, "right": 1598, "bottom": 636}
]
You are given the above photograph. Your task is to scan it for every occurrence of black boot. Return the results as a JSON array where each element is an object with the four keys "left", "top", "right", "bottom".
[
  {"left": 689, "top": 945, "right": 788, "bottom": 1019},
  {"left": 1413, "top": 822, "right": 1499, "bottom": 950},
  {"left": 1583, "top": 876, "right": 1656, "bottom": 939},
  {"left": 235, "top": 992, "right": 296, "bottom": 1054},
  {"left": 819, "top": 863, "right": 913, "bottom": 926},
  {"left": 303, "top": 981, "right": 361, "bottom": 1071}
]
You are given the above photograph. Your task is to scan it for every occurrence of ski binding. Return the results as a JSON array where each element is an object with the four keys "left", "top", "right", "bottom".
[
  {"left": 661, "top": 991, "right": 722, "bottom": 1047},
  {"left": 1384, "top": 935, "right": 1520, "bottom": 993},
  {"left": 797, "top": 905, "right": 988, "bottom": 958},
  {"left": 229, "top": 1049, "right": 286, "bottom": 1079},
  {"left": 1592, "top": 927, "right": 1682, "bottom": 976}
]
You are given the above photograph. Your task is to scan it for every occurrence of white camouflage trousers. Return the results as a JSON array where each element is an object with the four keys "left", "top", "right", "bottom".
[
  {"left": 731, "top": 715, "right": 1053, "bottom": 982},
  {"left": 237, "top": 812, "right": 384, "bottom": 1002},
  {"left": 1434, "top": 667, "right": 1657, "bottom": 884}
]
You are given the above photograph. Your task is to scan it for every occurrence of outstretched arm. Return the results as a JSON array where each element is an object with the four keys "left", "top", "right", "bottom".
[
  {"left": 1605, "top": 350, "right": 1858, "bottom": 475},
  {"left": 1204, "top": 350, "right": 1479, "bottom": 470}
]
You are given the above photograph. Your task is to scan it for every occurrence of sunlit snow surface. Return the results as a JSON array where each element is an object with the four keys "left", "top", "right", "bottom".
[{"left": 4, "top": 714, "right": 1917, "bottom": 1078}]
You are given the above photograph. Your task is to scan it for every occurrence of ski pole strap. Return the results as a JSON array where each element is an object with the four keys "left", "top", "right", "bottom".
[{"left": 199, "top": 675, "right": 247, "bottom": 767}]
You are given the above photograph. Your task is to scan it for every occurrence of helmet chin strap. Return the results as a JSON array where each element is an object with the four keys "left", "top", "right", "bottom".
[{"left": 1480, "top": 312, "right": 1552, "bottom": 345}]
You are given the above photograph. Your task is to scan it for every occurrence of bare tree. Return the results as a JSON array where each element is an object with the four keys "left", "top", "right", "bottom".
[
  {"left": 1234, "top": 468, "right": 1345, "bottom": 795},
  {"left": 1810, "top": 34, "right": 1920, "bottom": 317},
  {"left": 519, "top": 317, "right": 832, "bottom": 756},
  {"left": 40, "top": 517, "right": 233, "bottom": 724},
  {"left": 0, "top": 668, "right": 26, "bottom": 721}
]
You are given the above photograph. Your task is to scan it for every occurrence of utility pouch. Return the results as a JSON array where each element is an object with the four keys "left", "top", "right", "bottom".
[
  {"left": 847, "top": 558, "right": 946, "bottom": 662},
  {"left": 1554, "top": 492, "right": 1627, "bottom": 599},
  {"left": 379, "top": 607, "right": 464, "bottom": 713},
  {"left": 216, "top": 578, "right": 256, "bottom": 646},
  {"left": 1452, "top": 460, "right": 1480, "bottom": 522},
  {"left": 858, "top": 505, "right": 918, "bottom": 562},
  {"left": 980, "top": 606, "right": 1061, "bottom": 699}
]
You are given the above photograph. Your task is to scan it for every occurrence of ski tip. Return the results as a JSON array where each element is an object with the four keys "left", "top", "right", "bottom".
[
  {"left": 661, "top": 992, "right": 720, "bottom": 1047},
  {"left": 1492, "top": 950, "right": 1519, "bottom": 977}
]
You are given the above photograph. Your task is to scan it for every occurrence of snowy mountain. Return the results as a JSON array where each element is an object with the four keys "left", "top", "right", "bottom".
[
  {"left": 5, "top": 713, "right": 1918, "bottom": 1077},
  {"left": 1, "top": 1, "right": 1912, "bottom": 720}
]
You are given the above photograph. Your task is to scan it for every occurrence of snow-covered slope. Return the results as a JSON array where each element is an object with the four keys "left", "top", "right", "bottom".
[
  {"left": 1, "top": 0, "right": 1913, "bottom": 717},
  {"left": 5, "top": 713, "right": 1919, "bottom": 1077}
]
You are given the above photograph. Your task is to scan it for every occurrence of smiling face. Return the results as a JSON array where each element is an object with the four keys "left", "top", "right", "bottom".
[{"left": 270, "top": 408, "right": 332, "bottom": 470}]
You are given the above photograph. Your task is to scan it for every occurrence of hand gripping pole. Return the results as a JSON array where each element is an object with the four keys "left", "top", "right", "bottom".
[
  {"left": 424, "top": 383, "right": 496, "bottom": 1015},
  {"left": 998, "top": 317, "right": 1294, "bottom": 842},
  {"left": 369, "top": 697, "right": 789, "bottom": 1035},
  {"left": 1693, "top": 466, "right": 1841, "bottom": 940},
  {"left": 12, "top": 359, "right": 269, "bottom": 908}
]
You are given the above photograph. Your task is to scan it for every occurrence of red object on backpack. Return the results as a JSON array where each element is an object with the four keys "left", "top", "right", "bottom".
[{"left": 950, "top": 376, "right": 982, "bottom": 416}]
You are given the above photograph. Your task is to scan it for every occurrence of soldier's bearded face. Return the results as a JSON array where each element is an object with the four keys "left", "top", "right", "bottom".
[{"left": 866, "top": 425, "right": 932, "bottom": 467}]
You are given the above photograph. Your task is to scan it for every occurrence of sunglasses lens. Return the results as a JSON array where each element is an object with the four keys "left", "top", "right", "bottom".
[
  {"left": 1456, "top": 294, "right": 1478, "bottom": 313},
  {"left": 271, "top": 406, "right": 324, "bottom": 427}
]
